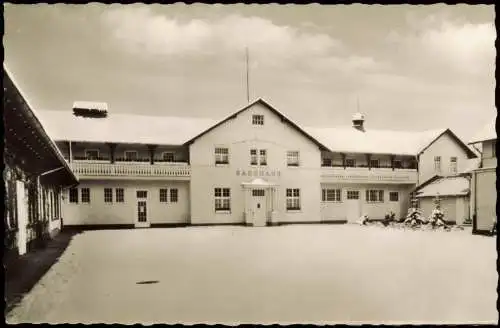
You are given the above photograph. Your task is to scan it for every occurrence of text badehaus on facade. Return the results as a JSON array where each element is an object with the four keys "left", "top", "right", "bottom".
[{"left": 39, "top": 98, "right": 478, "bottom": 228}]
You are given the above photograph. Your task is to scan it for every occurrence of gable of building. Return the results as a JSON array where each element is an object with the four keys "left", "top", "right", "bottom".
[
  {"left": 418, "top": 129, "right": 477, "bottom": 159},
  {"left": 184, "top": 98, "right": 330, "bottom": 151}
]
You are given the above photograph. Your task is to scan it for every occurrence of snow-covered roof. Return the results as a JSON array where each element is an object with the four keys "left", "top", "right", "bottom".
[
  {"left": 73, "top": 101, "right": 108, "bottom": 111},
  {"left": 303, "top": 126, "right": 447, "bottom": 156},
  {"left": 415, "top": 176, "right": 470, "bottom": 198},
  {"left": 469, "top": 119, "right": 496, "bottom": 144},
  {"left": 38, "top": 110, "right": 218, "bottom": 145},
  {"left": 38, "top": 99, "right": 475, "bottom": 157}
]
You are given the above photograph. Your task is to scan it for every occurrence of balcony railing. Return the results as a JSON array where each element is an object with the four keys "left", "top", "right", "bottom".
[
  {"left": 70, "top": 161, "right": 190, "bottom": 179},
  {"left": 321, "top": 166, "right": 418, "bottom": 184},
  {"left": 321, "top": 163, "right": 418, "bottom": 169}
]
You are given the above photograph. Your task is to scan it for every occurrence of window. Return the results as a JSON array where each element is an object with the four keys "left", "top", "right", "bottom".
[
  {"left": 250, "top": 149, "right": 267, "bottom": 166},
  {"left": 347, "top": 190, "right": 360, "bottom": 200},
  {"left": 215, "top": 147, "right": 229, "bottom": 165},
  {"left": 85, "top": 149, "right": 99, "bottom": 160},
  {"left": 450, "top": 157, "right": 457, "bottom": 174},
  {"left": 345, "top": 159, "right": 356, "bottom": 167},
  {"left": 492, "top": 141, "right": 496, "bottom": 157},
  {"left": 81, "top": 188, "right": 90, "bottom": 203},
  {"left": 162, "top": 152, "right": 175, "bottom": 162},
  {"left": 322, "top": 158, "right": 332, "bottom": 167},
  {"left": 366, "top": 189, "right": 384, "bottom": 203},
  {"left": 287, "top": 151, "right": 300, "bottom": 167},
  {"left": 104, "top": 188, "right": 113, "bottom": 203},
  {"left": 69, "top": 188, "right": 78, "bottom": 203},
  {"left": 159, "top": 188, "right": 168, "bottom": 203},
  {"left": 252, "top": 114, "right": 264, "bottom": 125},
  {"left": 214, "top": 188, "right": 231, "bottom": 211},
  {"left": 389, "top": 192, "right": 399, "bottom": 202},
  {"left": 170, "top": 188, "right": 178, "bottom": 203},
  {"left": 252, "top": 189, "right": 265, "bottom": 197},
  {"left": 250, "top": 149, "right": 258, "bottom": 165},
  {"left": 116, "top": 188, "right": 124, "bottom": 203},
  {"left": 393, "top": 160, "right": 402, "bottom": 169},
  {"left": 322, "top": 189, "right": 341, "bottom": 202},
  {"left": 369, "top": 159, "right": 379, "bottom": 168},
  {"left": 259, "top": 150, "right": 267, "bottom": 166},
  {"left": 124, "top": 150, "right": 138, "bottom": 161},
  {"left": 50, "top": 191, "right": 54, "bottom": 219},
  {"left": 55, "top": 191, "right": 60, "bottom": 218},
  {"left": 434, "top": 156, "right": 441, "bottom": 173},
  {"left": 286, "top": 188, "right": 301, "bottom": 210},
  {"left": 137, "top": 190, "right": 147, "bottom": 198}
]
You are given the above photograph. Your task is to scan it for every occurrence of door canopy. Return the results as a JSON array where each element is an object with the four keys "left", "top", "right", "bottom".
[{"left": 241, "top": 178, "right": 277, "bottom": 188}]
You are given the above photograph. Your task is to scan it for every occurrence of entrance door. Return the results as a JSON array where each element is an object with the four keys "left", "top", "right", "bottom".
[
  {"left": 136, "top": 190, "right": 149, "bottom": 228},
  {"left": 346, "top": 190, "right": 361, "bottom": 223},
  {"left": 252, "top": 189, "right": 266, "bottom": 227}
]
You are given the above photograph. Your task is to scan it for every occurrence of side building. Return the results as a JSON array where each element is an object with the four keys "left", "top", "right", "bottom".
[
  {"left": 39, "top": 98, "right": 476, "bottom": 227},
  {"left": 469, "top": 119, "right": 497, "bottom": 234},
  {"left": 4, "top": 65, "right": 78, "bottom": 257}
]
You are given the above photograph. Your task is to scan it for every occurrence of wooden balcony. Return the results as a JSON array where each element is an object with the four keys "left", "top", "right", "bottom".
[
  {"left": 70, "top": 161, "right": 190, "bottom": 180},
  {"left": 321, "top": 166, "right": 418, "bottom": 184}
]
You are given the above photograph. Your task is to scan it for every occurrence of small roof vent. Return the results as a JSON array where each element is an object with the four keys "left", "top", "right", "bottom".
[
  {"left": 72, "top": 101, "right": 108, "bottom": 118},
  {"left": 352, "top": 112, "right": 365, "bottom": 131}
]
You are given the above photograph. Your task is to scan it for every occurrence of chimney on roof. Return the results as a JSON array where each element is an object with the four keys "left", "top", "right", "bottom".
[
  {"left": 352, "top": 112, "right": 365, "bottom": 131},
  {"left": 72, "top": 101, "right": 108, "bottom": 118}
]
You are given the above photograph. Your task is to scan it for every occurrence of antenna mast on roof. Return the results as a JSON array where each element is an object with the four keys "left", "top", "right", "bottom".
[{"left": 246, "top": 47, "right": 250, "bottom": 104}]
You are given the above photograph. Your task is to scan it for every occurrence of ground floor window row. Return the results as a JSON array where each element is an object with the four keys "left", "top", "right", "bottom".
[
  {"left": 68, "top": 187, "right": 179, "bottom": 204},
  {"left": 214, "top": 187, "right": 301, "bottom": 212},
  {"left": 322, "top": 188, "right": 399, "bottom": 203}
]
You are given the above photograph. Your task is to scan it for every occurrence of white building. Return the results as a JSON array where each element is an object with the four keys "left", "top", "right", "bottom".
[{"left": 38, "top": 98, "right": 477, "bottom": 228}]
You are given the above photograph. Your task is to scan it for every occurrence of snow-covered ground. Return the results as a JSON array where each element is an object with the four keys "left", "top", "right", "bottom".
[{"left": 6, "top": 224, "right": 497, "bottom": 324}]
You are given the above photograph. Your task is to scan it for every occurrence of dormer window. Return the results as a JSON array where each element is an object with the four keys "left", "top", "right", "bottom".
[{"left": 252, "top": 114, "right": 264, "bottom": 125}]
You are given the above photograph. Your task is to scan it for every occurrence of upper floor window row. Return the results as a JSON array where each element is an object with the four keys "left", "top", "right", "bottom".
[
  {"left": 214, "top": 148, "right": 301, "bottom": 167},
  {"left": 252, "top": 114, "right": 264, "bottom": 126}
]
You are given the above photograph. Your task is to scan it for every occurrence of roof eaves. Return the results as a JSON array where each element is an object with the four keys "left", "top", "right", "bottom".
[{"left": 4, "top": 64, "right": 78, "bottom": 184}]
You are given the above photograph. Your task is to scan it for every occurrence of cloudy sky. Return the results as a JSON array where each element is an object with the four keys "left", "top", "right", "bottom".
[{"left": 4, "top": 4, "right": 495, "bottom": 141}]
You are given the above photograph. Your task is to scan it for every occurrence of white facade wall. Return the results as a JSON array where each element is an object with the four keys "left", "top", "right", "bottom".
[
  {"left": 62, "top": 180, "right": 190, "bottom": 226},
  {"left": 473, "top": 168, "right": 496, "bottom": 232},
  {"left": 320, "top": 183, "right": 412, "bottom": 222},
  {"left": 419, "top": 132, "right": 471, "bottom": 184},
  {"left": 419, "top": 196, "right": 469, "bottom": 224},
  {"left": 189, "top": 102, "right": 322, "bottom": 225}
]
